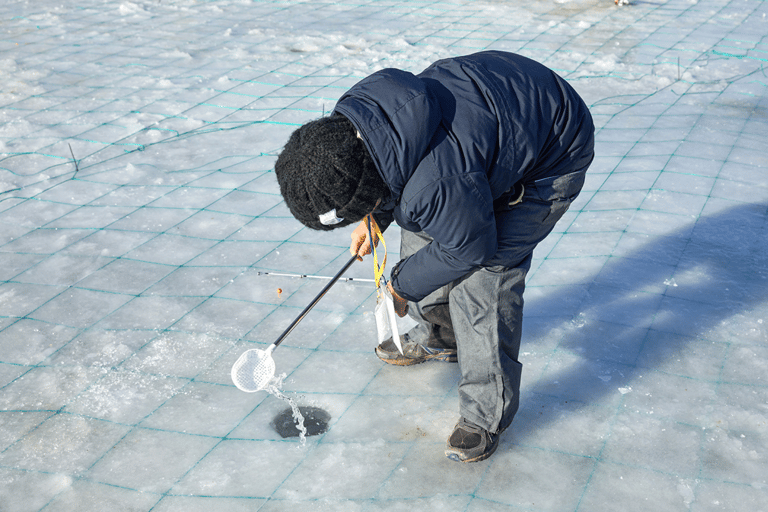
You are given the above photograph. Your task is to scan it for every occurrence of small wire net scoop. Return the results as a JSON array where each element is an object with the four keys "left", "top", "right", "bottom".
[{"left": 231, "top": 345, "right": 276, "bottom": 392}]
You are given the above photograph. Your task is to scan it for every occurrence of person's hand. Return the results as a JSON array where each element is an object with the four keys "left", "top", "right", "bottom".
[
  {"left": 387, "top": 281, "right": 409, "bottom": 317},
  {"left": 349, "top": 216, "right": 380, "bottom": 261}
]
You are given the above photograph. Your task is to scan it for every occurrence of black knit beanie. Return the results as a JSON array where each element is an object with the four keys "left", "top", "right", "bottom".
[{"left": 275, "top": 114, "right": 388, "bottom": 231}]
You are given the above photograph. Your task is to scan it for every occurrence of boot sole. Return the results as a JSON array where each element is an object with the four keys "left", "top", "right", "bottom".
[
  {"left": 445, "top": 441, "right": 498, "bottom": 463},
  {"left": 375, "top": 348, "right": 457, "bottom": 366}
]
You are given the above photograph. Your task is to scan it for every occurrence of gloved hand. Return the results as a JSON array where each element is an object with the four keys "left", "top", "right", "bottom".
[
  {"left": 349, "top": 216, "right": 380, "bottom": 261},
  {"left": 387, "top": 281, "right": 409, "bottom": 317}
]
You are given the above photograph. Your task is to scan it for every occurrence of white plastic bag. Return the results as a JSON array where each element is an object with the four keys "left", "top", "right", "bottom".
[{"left": 374, "top": 283, "right": 403, "bottom": 355}]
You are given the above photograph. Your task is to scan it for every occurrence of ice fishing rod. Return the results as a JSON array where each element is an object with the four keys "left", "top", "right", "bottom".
[
  {"left": 271, "top": 253, "right": 359, "bottom": 349},
  {"left": 255, "top": 269, "right": 374, "bottom": 283}
]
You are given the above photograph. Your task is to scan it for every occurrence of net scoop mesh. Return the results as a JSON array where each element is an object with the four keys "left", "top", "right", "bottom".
[{"left": 231, "top": 346, "right": 276, "bottom": 392}]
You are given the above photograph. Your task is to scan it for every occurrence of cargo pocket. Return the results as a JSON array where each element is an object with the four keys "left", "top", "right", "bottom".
[
  {"left": 528, "top": 169, "right": 586, "bottom": 223},
  {"left": 531, "top": 169, "right": 586, "bottom": 202}
]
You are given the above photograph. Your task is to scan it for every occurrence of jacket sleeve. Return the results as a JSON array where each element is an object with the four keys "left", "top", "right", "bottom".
[
  {"left": 372, "top": 208, "right": 394, "bottom": 233},
  {"left": 390, "top": 169, "right": 498, "bottom": 302}
]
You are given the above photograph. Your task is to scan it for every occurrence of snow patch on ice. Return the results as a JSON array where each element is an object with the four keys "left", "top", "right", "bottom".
[
  {"left": 118, "top": 2, "right": 148, "bottom": 15},
  {"left": 0, "top": 60, "right": 47, "bottom": 104},
  {"left": 677, "top": 479, "right": 695, "bottom": 506},
  {"left": 159, "top": 49, "right": 193, "bottom": 60}
]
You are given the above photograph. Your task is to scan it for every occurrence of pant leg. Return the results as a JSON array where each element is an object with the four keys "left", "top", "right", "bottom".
[
  {"left": 400, "top": 229, "right": 456, "bottom": 349},
  {"left": 399, "top": 230, "right": 531, "bottom": 433},
  {"left": 450, "top": 259, "right": 528, "bottom": 434}
]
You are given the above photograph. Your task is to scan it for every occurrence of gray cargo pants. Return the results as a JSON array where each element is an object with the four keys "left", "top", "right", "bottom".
[{"left": 400, "top": 168, "right": 587, "bottom": 434}]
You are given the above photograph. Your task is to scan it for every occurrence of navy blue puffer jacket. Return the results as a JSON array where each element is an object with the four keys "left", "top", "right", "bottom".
[{"left": 333, "top": 51, "right": 594, "bottom": 302}]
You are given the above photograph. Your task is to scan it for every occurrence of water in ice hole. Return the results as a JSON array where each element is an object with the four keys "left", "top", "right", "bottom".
[
  {"left": 272, "top": 405, "right": 331, "bottom": 439},
  {"left": 265, "top": 373, "right": 312, "bottom": 444}
]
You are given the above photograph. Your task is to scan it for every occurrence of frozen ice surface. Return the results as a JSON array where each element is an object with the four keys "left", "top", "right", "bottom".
[{"left": 1, "top": 0, "right": 767, "bottom": 511}]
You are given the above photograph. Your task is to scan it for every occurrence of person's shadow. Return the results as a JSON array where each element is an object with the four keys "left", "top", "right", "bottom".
[{"left": 510, "top": 202, "right": 768, "bottom": 444}]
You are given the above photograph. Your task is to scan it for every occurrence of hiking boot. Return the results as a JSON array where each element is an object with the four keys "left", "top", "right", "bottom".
[
  {"left": 445, "top": 417, "right": 500, "bottom": 463},
  {"left": 375, "top": 334, "right": 457, "bottom": 366}
]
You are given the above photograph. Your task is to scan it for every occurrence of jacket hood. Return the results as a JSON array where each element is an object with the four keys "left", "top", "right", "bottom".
[{"left": 333, "top": 69, "right": 441, "bottom": 200}]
